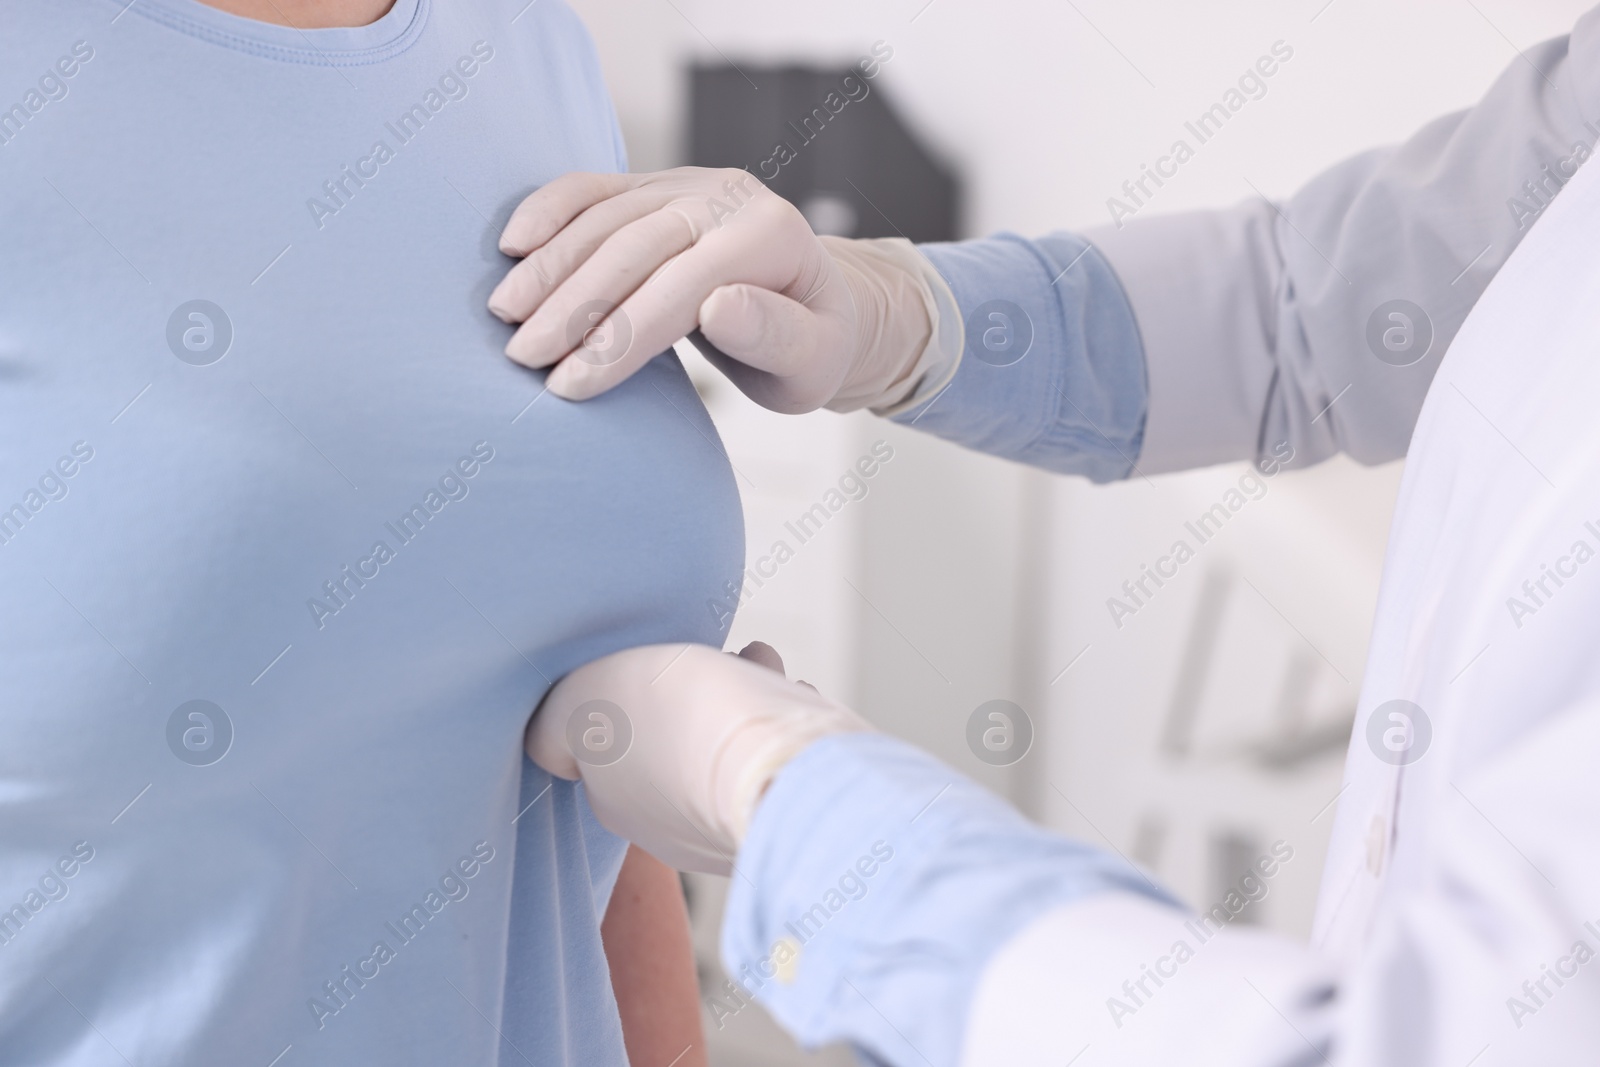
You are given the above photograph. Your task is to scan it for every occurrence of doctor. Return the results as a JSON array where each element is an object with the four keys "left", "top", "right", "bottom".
[{"left": 491, "top": 10, "right": 1600, "bottom": 1065}]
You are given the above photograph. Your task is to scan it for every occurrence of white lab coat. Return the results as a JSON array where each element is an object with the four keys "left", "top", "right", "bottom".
[{"left": 961, "top": 113, "right": 1600, "bottom": 1067}]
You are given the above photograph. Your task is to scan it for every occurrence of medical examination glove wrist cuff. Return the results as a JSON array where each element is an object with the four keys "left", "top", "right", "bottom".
[
  {"left": 871, "top": 242, "right": 966, "bottom": 417},
  {"left": 713, "top": 690, "right": 876, "bottom": 844},
  {"left": 821, "top": 237, "right": 959, "bottom": 413}
]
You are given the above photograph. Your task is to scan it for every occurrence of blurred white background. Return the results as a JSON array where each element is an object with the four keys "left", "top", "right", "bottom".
[{"left": 562, "top": 0, "right": 1595, "bottom": 1062}]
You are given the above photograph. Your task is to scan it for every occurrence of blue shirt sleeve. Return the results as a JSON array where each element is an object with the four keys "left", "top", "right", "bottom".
[
  {"left": 719, "top": 732, "right": 1180, "bottom": 1067},
  {"left": 892, "top": 233, "right": 1149, "bottom": 483}
]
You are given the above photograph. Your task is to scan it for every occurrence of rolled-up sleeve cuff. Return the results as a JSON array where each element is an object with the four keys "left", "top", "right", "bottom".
[
  {"left": 720, "top": 732, "right": 1178, "bottom": 1066},
  {"left": 889, "top": 233, "right": 1149, "bottom": 483}
]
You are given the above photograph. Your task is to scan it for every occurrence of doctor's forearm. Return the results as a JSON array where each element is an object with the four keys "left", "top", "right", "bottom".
[
  {"left": 886, "top": 234, "right": 1149, "bottom": 482},
  {"left": 721, "top": 734, "right": 1342, "bottom": 1067},
  {"left": 720, "top": 732, "right": 1177, "bottom": 1067},
  {"left": 895, "top": 17, "right": 1600, "bottom": 478}
]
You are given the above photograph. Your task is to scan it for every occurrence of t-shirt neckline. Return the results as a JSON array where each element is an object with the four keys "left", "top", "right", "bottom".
[{"left": 114, "top": 0, "right": 429, "bottom": 66}]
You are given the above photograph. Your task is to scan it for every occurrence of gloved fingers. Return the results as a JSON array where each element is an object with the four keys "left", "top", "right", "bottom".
[
  {"left": 499, "top": 171, "right": 637, "bottom": 256},
  {"left": 504, "top": 208, "right": 700, "bottom": 372},
  {"left": 735, "top": 640, "right": 785, "bottom": 675},
  {"left": 584, "top": 778, "right": 736, "bottom": 876},
  {"left": 733, "top": 641, "right": 819, "bottom": 694},
  {"left": 489, "top": 188, "right": 663, "bottom": 323},
  {"left": 537, "top": 642, "right": 702, "bottom": 730},
  {"left": 532, "top": 643, "right": 868, "bottom": 872},
  {"left": 526, "top": 643, "right": 698, "bottom": 778},
  {"left": 493, "top": 168, "right": 857, "bottom": 406},
  {"left": 542, "top": 291, "right": 705, "bottom": 401},
  {"left": 495, "top": 168, "right": 781, "bottom": 324},
  {"left": 537, "top": 200, "right": 822, "bottom": 393},
  {"left": 541, "top": 225, "right": 816, "bottom": 401},
  {"left": 525, "top": 692, "right": 582, "bottom": 781},
  {"left": 536, "top": 235, "right": 755, "bottom": 399}
]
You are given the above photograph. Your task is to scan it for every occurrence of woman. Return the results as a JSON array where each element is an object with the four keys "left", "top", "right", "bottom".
[{"left": 1, "top": 0, "right": 720, "bottom": 1063}]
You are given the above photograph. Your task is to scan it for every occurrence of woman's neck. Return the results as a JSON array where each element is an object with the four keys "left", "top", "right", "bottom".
[{"left": 191, "top": 0, "right": 396, "bottom": 28}]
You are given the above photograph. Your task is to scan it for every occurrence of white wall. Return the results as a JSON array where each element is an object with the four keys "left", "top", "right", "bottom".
[{"left": 564, "top": 1, "right": 1595, "bottom": 1062}]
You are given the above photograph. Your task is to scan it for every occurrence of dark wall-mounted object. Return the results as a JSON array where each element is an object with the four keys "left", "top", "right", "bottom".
[{"left": 688, "top": 63, "right": 959, "bottom": 242}]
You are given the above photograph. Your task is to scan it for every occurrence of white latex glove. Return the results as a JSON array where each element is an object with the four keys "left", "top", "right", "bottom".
[
  {"left": 488, "top": 168, "right": 957, "bottom": 413},
  {"left": 526, "top": 642, "right": 871, "bottom": 874}
]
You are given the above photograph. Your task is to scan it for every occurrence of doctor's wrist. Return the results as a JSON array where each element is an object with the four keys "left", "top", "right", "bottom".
[
  {"left": 715, "top": 695, "right": 875, "bottom": 845},
  {"left": 822, "top": 237, "right": 959, "bottom": 413}
]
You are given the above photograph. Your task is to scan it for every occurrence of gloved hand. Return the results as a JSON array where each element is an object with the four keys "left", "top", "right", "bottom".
[
  {"left": 525, "top": 642, "right": 871, "bottom": 874},
  {"left": 488, "top": 168, "right": 957, "bottom": 413}
]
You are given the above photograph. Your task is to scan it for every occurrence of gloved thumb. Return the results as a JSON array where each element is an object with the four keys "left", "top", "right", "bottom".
[
  {"left": 698, "top": 284, "right": 822, "bottom": 377},
  {"left": 692, "top": 283, "right": 852, "bottom": 416}
]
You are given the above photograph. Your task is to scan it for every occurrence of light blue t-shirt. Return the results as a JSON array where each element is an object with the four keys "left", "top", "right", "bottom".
[{"left": 0, "top": 2, "right": 742, "bottom": 1063}]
